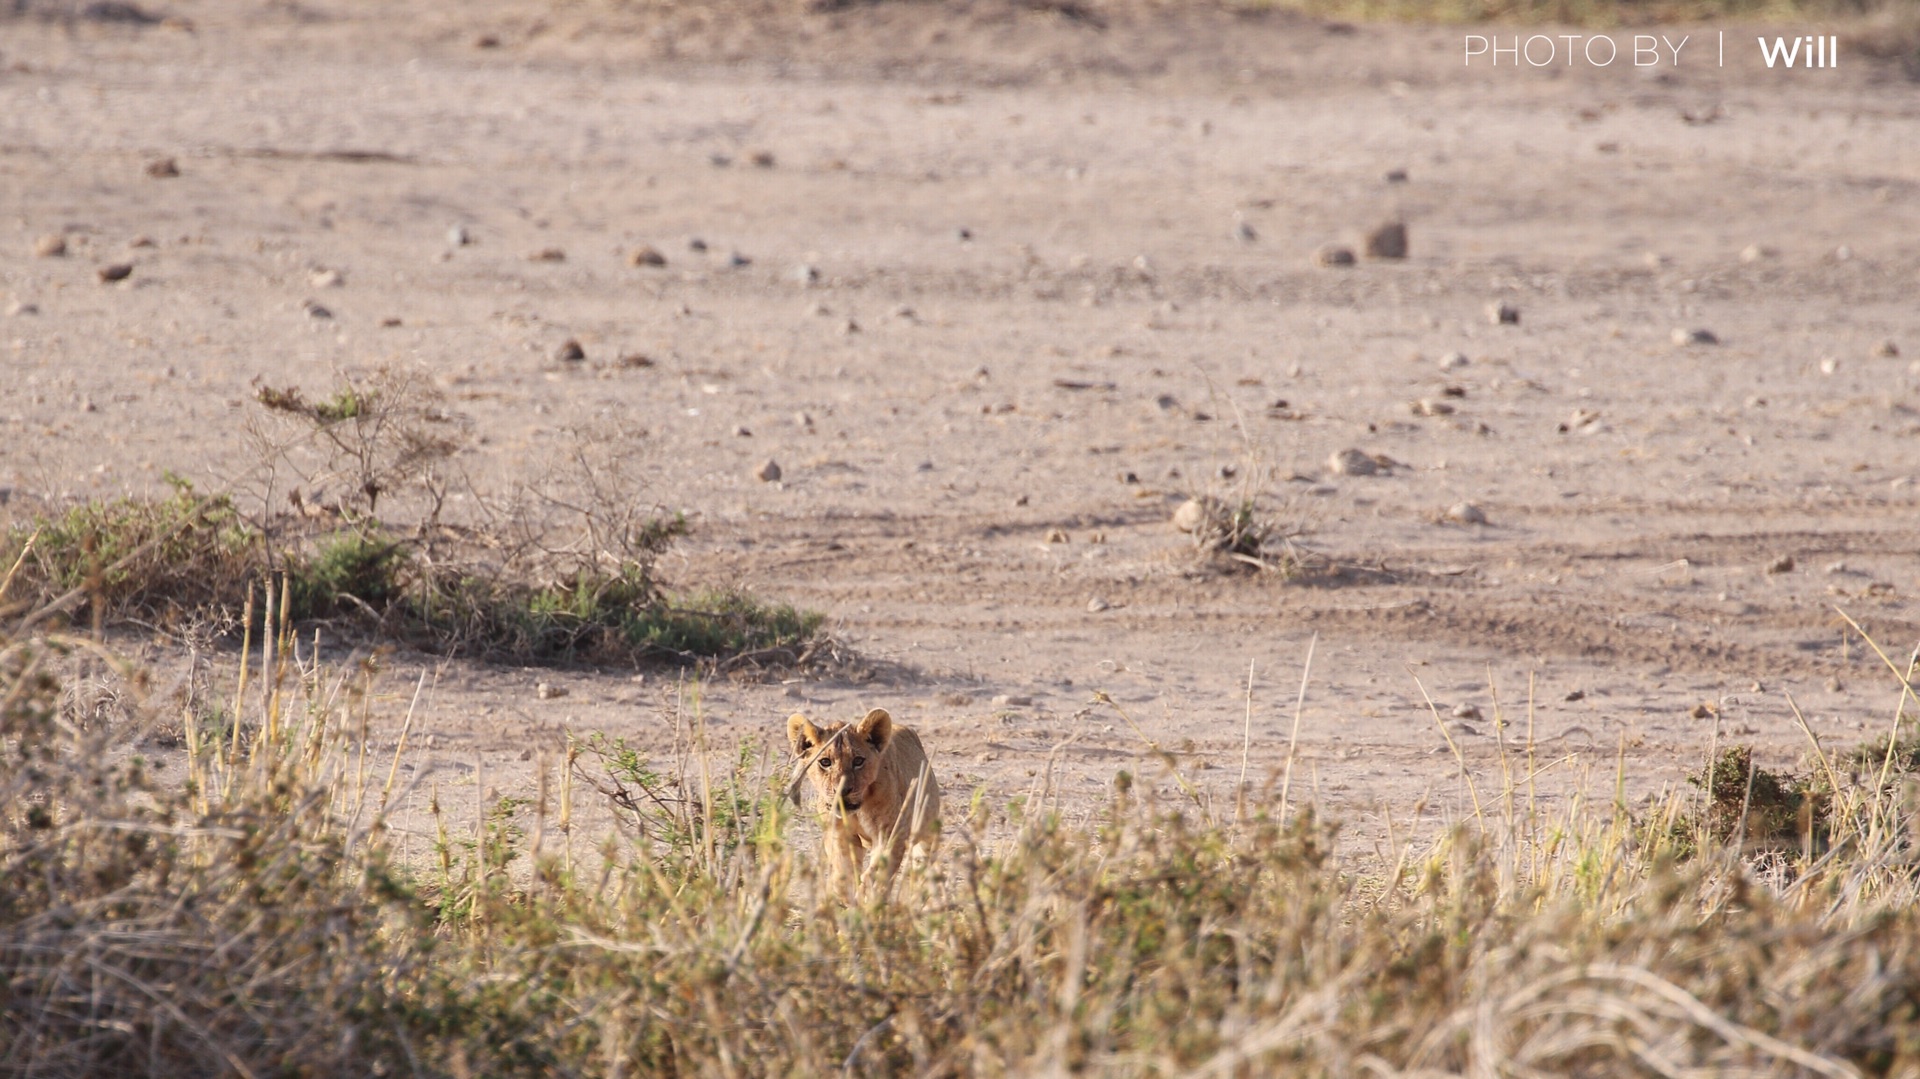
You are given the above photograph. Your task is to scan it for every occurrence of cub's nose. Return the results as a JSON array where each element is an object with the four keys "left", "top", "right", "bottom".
[{"left": 839, "top": 794, "right": 862, "bottom": 811}]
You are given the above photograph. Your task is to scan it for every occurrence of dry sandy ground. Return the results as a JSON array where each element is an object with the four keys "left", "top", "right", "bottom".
[{"left": 4, "top": 0, "right": 1920, "bottom": 852}]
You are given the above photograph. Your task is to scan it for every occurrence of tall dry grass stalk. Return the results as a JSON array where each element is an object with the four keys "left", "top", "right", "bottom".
[{"left": 6, "top": 578, "right": 1920, "bottom": 1074}]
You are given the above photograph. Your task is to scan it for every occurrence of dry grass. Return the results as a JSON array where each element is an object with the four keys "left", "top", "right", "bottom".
[
  {"left": 1245, "top": 0, "right": 1901, "bottom": 27},
  {"left": 8, "top": 570, "right": 1920, "bottom": 1073}
]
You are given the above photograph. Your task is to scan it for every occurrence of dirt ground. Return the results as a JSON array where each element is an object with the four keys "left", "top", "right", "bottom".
[{"left": 4, "top": 0, "right": 1919, "bottom": 853}]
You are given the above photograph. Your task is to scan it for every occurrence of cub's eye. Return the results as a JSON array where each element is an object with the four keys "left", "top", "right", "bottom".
[
  {"left": 852, "top": 757, "right": 866, "bottom": 769},
  {"left": 817, "top": 758, "right": 832, "bottom": 770}
]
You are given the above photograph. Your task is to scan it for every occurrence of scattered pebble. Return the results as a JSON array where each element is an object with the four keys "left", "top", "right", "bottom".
[
  {"left": 474, "top": 32, "right": 500, "bottom": 47},
  {"left": 733, "top": 425, "right": 752, "bottom": 437},
  {"left": 891, "top": 304, "right": 916, "bottom": 321},
  {"left": 553, "top": 339, "right": 585, "bottom": 362},
  {"left": 1045, "top": 528, "right": 1069, "bottom": 543},
  {"left": 1688, "top": 702, "right": 1715, "bottom": 719},
  {"left": 448, "top": 224, "right": 471, "bottom": 246},
  {"left": 956, "top": 227, "right": 973, "bottom": 241},
  {"left": 1411, "top": 398, "right": 1454, "bottom": 417},
  {"left": 528, "top": 247, "right": 566, "bottom": 262},
  {"left": 1312, "top": 244, "right": 1356, "bottom": 268},
  {"left": 618, "top": 353, "right": 654, "bottom": 368},
  {"left": 302, "top": 300, "right": 332, "bottom": 319},
  {"left": 1872, "top": 340, "right": 1900, "bottom": 359},
  {"left": 127, "top": 236, "right": 155, "bottom": 249},
  {"left": 1766, "top": 555, "right": 1795, "bottom": 574},
  {"left": 791, "top": 263, "right": 819, "bottom": 285},
  {"left": 1449, "top": 722, "right": 1481, "bottom": 737},
  {"left": 727, "top": 251, "right": 752, "bottom": 268},
  {"left": 840, "top": 317, "right": 860, "bottom": 335},
  {"left": 1363, "top": 221, "right": 1408, "bottom": 259},
  {"left": 755, "top": 459, "right": 783, "bottom": 482},
  {"left": 1439, "top": 351, "right": 1470, "bottom": 370},
  {"left": 1451, "top": 703, "right": 1481, "bottom": 720},
  {"left": 96, "top": 263, "right": 133, "bottom": 283},
  {"left": 1172, "top": 498, "right": 1207, "bottom": 533},
  {"left": 749, "top": 150, "right": 776, "bottom": 168},
  {"left": 1739, "top": 243, "right": 1773, "bottom": 263},
  {"left": 1819, "top": 357, "right": 1839, "bottom": 375},
  {"left": 535, "top": 682, "right": 568, "bottom": 700},
  {"left": 31, "top": 234, "right": 66, "bottom": 258},
  {"left": 991, "top": 694, "right": 1034, "bottom": 708},
  {"left": 309, "top": 268, "right": 344, "bottom": 288},
  {"left": 1672, "top": 327, "right": 1719, "bottom": 346},
  {"left": 1564, "top": 689, "right": 1586, "bottom": 702},
  {"left": 6, "top": 301, "right": 39, "bottom": 317},
  {"left": 1445, "top": 501, "right": 1488, "bottom": 525},
  {"left": 688, "top": 238, "right": 708, "bottom": 252},
  {"left": 145, "top": 157, "right": 179, "bottom": 178},
  {"left": 1558, "top": 408, "right": 1602, "bottom": 434},
  {"left": 1086, "top": 596, "right": 1111, "bottom": 613},
  {"left": 627, "top": 245, "right": 667, "bottom": 267},
  {"left": 1384, "top": 168, "right": 1409, "bottom": 183},
  {"left": 1328, "top": 448, "right": 1381, "bottom": 476},
  {"left": 1233, "top": 220, "right": 1258, "bottom": 243},
  {"left": 1487, "top": 301, "right": 1520, "bottom": 325}
]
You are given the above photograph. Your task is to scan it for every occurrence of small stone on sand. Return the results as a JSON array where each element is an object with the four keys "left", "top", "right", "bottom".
[
  {"left": 1363, "top": 221, "right": 1407, "bottom": 259},
  {"left": 554, "top": 339, "right": 585, "bottom": 362},
  {"left": 756, "top": 459, "right": 783, "bottom": 482},
  {"left": 1313, "top": 244, "right": 1356, "bottom": 268},
  {"left": 32, "top": 234, "right": 66, "bottom": 258},
  {"left": 97, "top": 263, "right": 132, "bottom": 283},
  {"left": 1445, "top": 501, "right": 1487, "bottom": 525},
  {"left": 1329, "top": 448, "right": 1380, "bottom": 476}
]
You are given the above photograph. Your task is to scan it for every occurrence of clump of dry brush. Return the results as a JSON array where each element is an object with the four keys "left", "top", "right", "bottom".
[{"left": 8, "top": 558, "right": 1920, "bottom": 1075}]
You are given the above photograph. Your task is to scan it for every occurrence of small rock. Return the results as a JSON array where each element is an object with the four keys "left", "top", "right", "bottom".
[
  {"left": 1766, "top": 555, "right": 1795, "bottom": 574},
  {"left": 708, "top": 153, "right": 733, "bottom": 168},
  {"left": 1688, "top": 702, "right": 1715, "bottom": 720},
  {"left": 1014, "top": 494, "right": 1029, "bottom": 506},
  {"left": 1045, "top": 528, "right": 1069, "bottom": 543},
  {"left": 1564, "top": 689, "right": 1585, "bottom": 702},
  {"left": 447, "top": 224, "right": 471, "bottom": 246},
  {"left": 688, "top": 238, "right": 709, "bottom": 252},
  {"left": 727, "top": 251, "right": 752, "bottom": 268},
  {"left": 733, "top": 425, "right": 752, "bottom": 437},
  {"left": 528, "top": 247, "right": 566, "bottom": 263},
  {"left": 1672, "top": 327, "right": 1719, "bottom": 346},
  {"left": 145, "top": 157, "right": 179, "bottom": 178},
  {"left": 618, "top": 353, "right": 654, "bottom": 368},
  {"left": 792, "top": 263, "right": 819, "bottom": 285},
  {"left": 1233, "top": 220, "right": 1258, "bottom": 243},
  {"left": 749, "top": 150, "right": 777, "bottom": 168},
  {"left": 474, "top": 32, "right": 501, "bottom": 47},
  {"left": 755, "top": 459, "right": 783, "bottom": 483},
  {"left": 627, "top": 245, "right": 667, "bottom": 267},
  {"left": 6, "top": 300, "right": 38, "bottom": 317},
  {"left": 32, "top": 234, "right": 67, "bottom": 258},
  {"left": 956, "top": 227, "right": 973, "bottom": 241},
  {"left": 1439, "top": 351, "right": 1470, "bottom": 371},
  {"left": 1740, "top": 243, "right": 1773, "bottom": 263},
  {"left": 1819, "top": 357, "right": 1839, "bottom": 375},
  {"left": 1411, "top": 399, "right": 1455, "bottom": 417},
  {"left": 309, "top": 268, "right": 344, "bottom": 288},
  {"left": 1120, "top": 470, "right": 1139, "bottom": 484},
  {"left": 96, "top": 263, "right": 133, "bottom": 283},
  {"left": 1328, "top": 448, "right": 1380, "bottom": 477},
  {"left": 1363, "top": 221, "right": 1408, "bottom": 259},
  {"left": 79, "top": 397, "right": 97, "bottom": 413},
  {"left": 1451, "top": 703, "right": 1481, "bottom": 720},
  {"left": 1872, "top": 340, "right": 1900, "bottom": 359},
  {"left": 891, "top": 304, "right": 916, "bottom": 321},
  {"left": 302, "top": 300, "right": 332, "bottom": 319},
  {"left": 1487, "top": 301, "right": 1521, "bottom": 325},
  {"left": 991, "top": 694, "right": 1034, "bottom": 708},
  {"left": 1172, "top": 498, "right": 1208, "bottom": 533},
  {"left": 1086, "top": 596, "right": 1111, "bottom": 613},
  {"left": 1312, "top": 244, "right": 1356, "bottom": 268},
  {"left": 535, "top": 682, "right": 568, "bottom": 700},
  {"left": 1445, "top": 501, "right": 1487, "bottom": 525},
  {"left": 553, "top": 339, "right": 585, "bottom": 362},
  {"left": 1384, "top": 168, "right": 1409, "bottom": 183},
  {"left": 840, "top": 318, "right": 860, "bottom": 335}
]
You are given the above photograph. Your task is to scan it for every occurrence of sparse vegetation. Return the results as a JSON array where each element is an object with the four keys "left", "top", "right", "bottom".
[
  {"left": 0, "top": 374, "right": 825, "bottom": 669},
  {"left": 1256, "top": 0, "right": 1901, "bottom": 27}
]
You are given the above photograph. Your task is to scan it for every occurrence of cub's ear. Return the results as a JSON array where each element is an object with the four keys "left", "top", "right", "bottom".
[
  {"left": 855, "top": 708, "right": 893, "bottom": 752},
  {"left": 787, "top": 714, "right": 826, "bottom": 757}
]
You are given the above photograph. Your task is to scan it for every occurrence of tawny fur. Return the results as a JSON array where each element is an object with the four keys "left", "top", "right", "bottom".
[{"left": 787, "top": 708, "right": 941, "bottom": 897}]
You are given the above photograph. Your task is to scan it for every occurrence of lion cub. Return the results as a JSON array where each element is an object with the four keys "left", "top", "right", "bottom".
[{"left": 787, "top": 708, "right": 941, "bottom": 896}]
